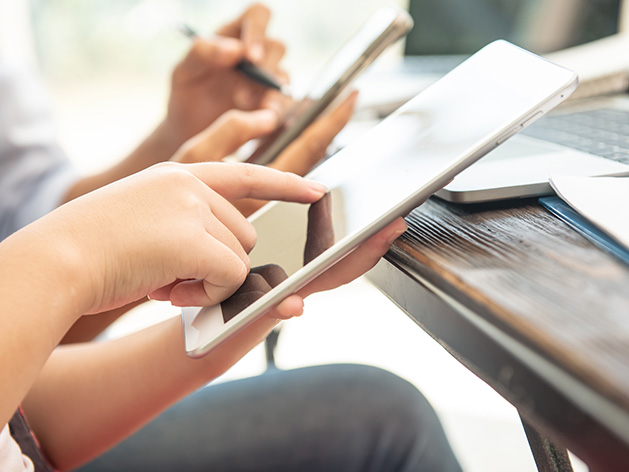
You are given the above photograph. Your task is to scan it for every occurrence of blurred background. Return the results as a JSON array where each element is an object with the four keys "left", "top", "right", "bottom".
[
  {"left": 2, "top": 0, "right": 617, "bottom": 470},
  {"left": 0, "top": 0, "right": 410, "bottom": 174}
]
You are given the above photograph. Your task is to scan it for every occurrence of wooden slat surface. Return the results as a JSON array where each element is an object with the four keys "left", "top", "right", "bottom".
[{"left": 390, "top": 197, "right": 629, "bottom": 410}]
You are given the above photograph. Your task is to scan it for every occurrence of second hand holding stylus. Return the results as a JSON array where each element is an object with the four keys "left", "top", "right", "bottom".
[{"left": 176, "top": 23, "right": 290, "bottom": 95}]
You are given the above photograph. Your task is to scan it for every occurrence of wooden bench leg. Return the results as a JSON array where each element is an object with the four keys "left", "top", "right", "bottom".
[{"left": 520, "top": 416, "right": 574, "bottom": 472}]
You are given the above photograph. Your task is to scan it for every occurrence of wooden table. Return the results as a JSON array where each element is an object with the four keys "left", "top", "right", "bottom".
[{"left": 367, "top": 196, "right": 629, "bottom": 472}]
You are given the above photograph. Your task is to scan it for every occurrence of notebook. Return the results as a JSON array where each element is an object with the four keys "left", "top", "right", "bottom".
[
  {"left": 539, "top": 194, "right": 629, "bottom": 266},
  {"left": 548, "top": 174, "right": 629, "bottom": 250}
]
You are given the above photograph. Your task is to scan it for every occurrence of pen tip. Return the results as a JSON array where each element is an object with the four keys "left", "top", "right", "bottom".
[{"left": 175, "top": 22, "right": 197, "bottom": 38}]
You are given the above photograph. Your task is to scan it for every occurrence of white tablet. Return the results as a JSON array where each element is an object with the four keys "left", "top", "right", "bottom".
[{"left": 183, "top": 40, "right": 578, "bottom": 358}]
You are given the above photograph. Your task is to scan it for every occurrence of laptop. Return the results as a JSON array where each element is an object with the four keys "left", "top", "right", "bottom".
[
  {"left": 401, "top": 0, "right": 629, "bottom": 203},
  {"left": 438, "top": 96, "right": 629, "bottom": 203}
]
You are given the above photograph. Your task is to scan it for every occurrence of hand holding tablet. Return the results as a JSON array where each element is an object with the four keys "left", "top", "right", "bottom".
[{"left": 183, "top": 40, "right": 579, "bottom": 358}]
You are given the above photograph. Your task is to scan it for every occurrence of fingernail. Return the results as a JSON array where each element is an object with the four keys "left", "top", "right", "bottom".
[
  {"left": 263, "top": 98, "right": 286, "bottom": 117},
  {"left": 256, "top": 109, "right": 279, "bottom": 126},
  {"left": 386, "top": 226, "right": 407, "bottom": 245},
  {"left": 307, "top": 180, "right": 328, "bottom": 195}
]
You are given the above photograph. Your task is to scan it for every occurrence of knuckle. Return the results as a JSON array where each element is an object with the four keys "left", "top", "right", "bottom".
[
  {"left": 179, "top": 195, "right": 208, "bottom": 224},
  {"left": 152, "top": 161, "right": 180, "bottom": 172},
  {"left": 223, "top": 109, "right": 246, "bottom": 124},
  {"left": 168, "top": 167, "right": 196, "bottom": 185},
  {"left": 220, "top": 110, "right": 249, "bottom": 136},
  {"left": 238, "top": 162, "right": 258, "bottom": 187},
  {"left": 151, "top": 161, "right": 194, "bottom": 180}
]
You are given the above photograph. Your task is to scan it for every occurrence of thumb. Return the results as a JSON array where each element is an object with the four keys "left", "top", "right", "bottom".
[{"left": 173, "top": 109, "right": 279, "bottom": 163}]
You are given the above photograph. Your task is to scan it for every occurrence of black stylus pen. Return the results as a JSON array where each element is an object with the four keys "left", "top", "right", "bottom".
[{"left": 176, "top": 23, "right": 288, "bottom": 94}]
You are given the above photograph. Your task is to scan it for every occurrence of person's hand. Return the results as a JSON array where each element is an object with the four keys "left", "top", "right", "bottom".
[
  {"left": 172, "top": 91, "right": 359, "bottom": 216},
  {"left": 163, "top": 4, "right": 289, "bottom": 148},
  {"left": 220, "top": 216, "right": 407, "bottom": 323},
  {"left": 298, "top": 216, "right": 407, "bottom": 300},
  {"left": 268, "top": 92, "right": 358, "bottom": 175},
  {"left": 171, "top": 108, "right": 280, "bottom": 164},
  {"left": 27, "top": 162, "right": 326, "bottom": 317}
]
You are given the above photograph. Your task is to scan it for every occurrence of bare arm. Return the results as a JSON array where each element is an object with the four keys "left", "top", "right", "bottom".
[
  {"left": 21, "top": 212, "right": 405, "bottom": 471},
  {"left": 0, "top": 162, "right": 323, "bottom": 461},
  {"left": 55, "top": 5, "right": 289, "bottom": 344},
  {"left": 23, "top": 313, "right": 279, "bottom": 470},
  {"left": 0, "top": 225, "right": 87, "bottom": 429},
  {"left": 58, "top": 90, "right": 358, "bottom": 343},
  {"left": 61, "top": 123, "right": 181, "bottom": 203},
  {"left": 62, "top": 4, "right": 287, "bottom": 204}
]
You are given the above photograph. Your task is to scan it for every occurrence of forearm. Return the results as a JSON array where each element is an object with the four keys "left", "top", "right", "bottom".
[
  {"left": 22, "top": 313, "right": 280, "bottom": 470},
  {"left": 60, "top": 298, "right": 147, "bottom": 344},
  {"left": 0, "top": 225, "right": 85, "bottom": 428},
  {"left": 61, "top": 121, "right": 182, "bottom": 203}
]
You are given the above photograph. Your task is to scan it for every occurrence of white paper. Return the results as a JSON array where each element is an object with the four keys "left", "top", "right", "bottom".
[{"left": 550, "top": 175, "right": 629, "bottom": 250}]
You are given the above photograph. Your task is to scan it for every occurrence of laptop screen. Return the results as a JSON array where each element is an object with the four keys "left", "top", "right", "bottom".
[{"left": 405, "top": 0, "right": 621, "bottom": 56}]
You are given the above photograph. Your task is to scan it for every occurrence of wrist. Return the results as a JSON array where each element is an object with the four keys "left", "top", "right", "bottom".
[
  {"left": 62, "top": 121, "right": 186, "bottom": 204},
  {"left": 0, "top": 222, "right": 89, "bottom": 338},
  {"left": 88, "top": 121, "right": 184, "bottom": 191},
  {"left": 153, "top": 118, "right": 189, "bottom": 158},
  {"left": 0, "top": 226, "right": 91, "bottom": 429}
]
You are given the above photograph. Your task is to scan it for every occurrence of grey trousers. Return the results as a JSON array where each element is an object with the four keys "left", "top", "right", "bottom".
[{"left": 77, "top": 364, "right": 462, "bottom": 471}]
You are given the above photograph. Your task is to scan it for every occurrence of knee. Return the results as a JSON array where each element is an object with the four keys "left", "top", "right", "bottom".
[
  {"left": 310, "top": 363, "right": 441, "bottom": 431},
  {"left": 317, "top": 364, "right": 461, "bottom": 470}
]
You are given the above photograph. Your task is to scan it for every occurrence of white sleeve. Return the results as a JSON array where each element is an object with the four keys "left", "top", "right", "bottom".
[
  {"left": 0, "top": 425, "right": 34, "bottom": 472},
  {"left": 0, "top": 62, "right": 79, "bottom": 241}
]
